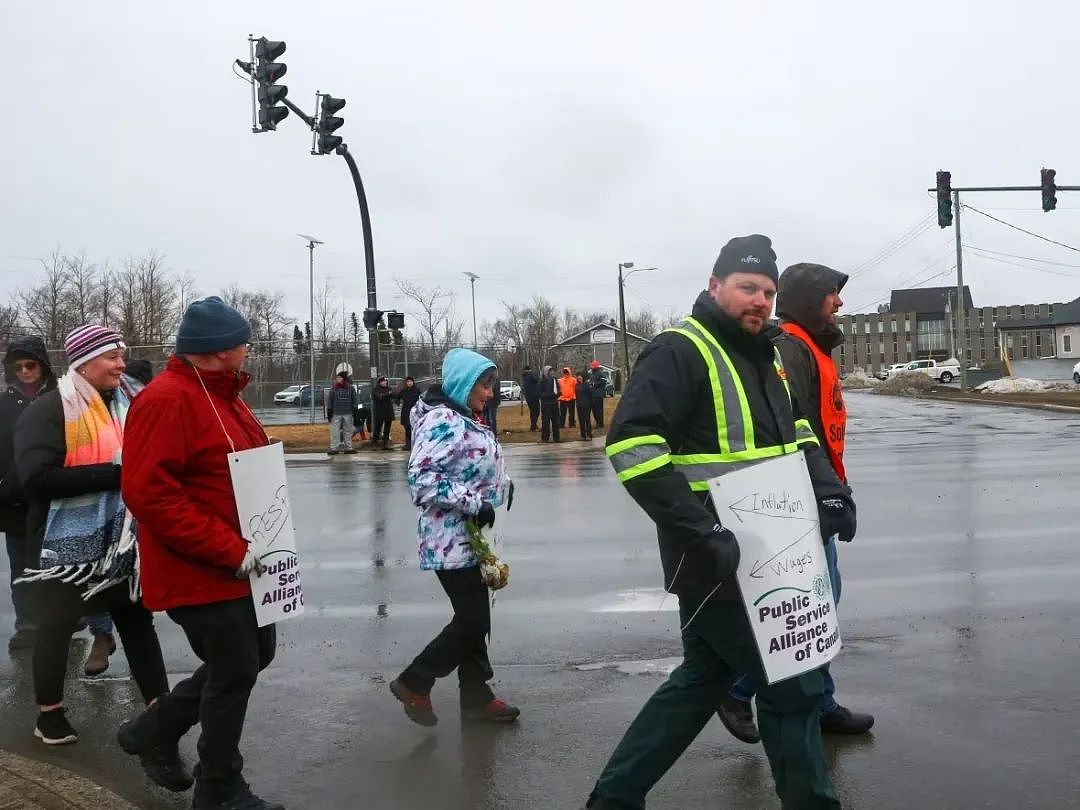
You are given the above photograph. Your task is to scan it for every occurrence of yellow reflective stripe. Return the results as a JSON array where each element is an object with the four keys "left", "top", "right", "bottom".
[
  {"left": 667, "top": 327, "right": 729, "bottom": 453},
  {"left": 774, "top": 349, "right": 792, "bottom": 404},
  {"left": 616, "top": 452, "right": 673, "bottom": 482},
  {"left": 606, "top": 434, "right": 667, "bottom": 457},
  {"left": 794, "top": 418, "right": 819, "bottom": 447},
  {"left": 671, "top": 442, "right": 801, "bottom": 470},
  {"left": 683, "top": 318, "right": 754, "bottom": 453}
]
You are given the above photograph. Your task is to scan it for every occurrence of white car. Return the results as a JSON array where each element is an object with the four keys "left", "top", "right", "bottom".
[
  {"left": 1073, "top": 361, "right": 1080, "bottom": 384},
  {"left": 877, "top": 363, "right": 909, "bottom": 381},
  {"left": 499, "top": 381, "right": 522, "bottom": 401},
  {"left": 274, "top": 384, "right": 303, "bottom": 405}
]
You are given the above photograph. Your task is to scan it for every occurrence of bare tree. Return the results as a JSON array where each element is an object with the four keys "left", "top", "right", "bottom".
[
  {"left": 395, "top": 278, "right": 462, "bottom": 359},
  {"left": 313, "top": 281, "right": 339, "bottom": 351},
  {"left": 65, "top": 252, "right": 101, "bottom": 327},
  {"left": 17, "top": 249, "right": 72, "bottom": 346},
  {"left": 0, "top": 306, "right": 21, "bottom": 348},
  {"left": 625, "top": 309, "right": 659, "bottom": 340}
]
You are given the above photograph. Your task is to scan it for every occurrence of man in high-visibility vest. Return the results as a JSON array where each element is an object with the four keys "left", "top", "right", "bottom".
[
  {"left": 717, "top": 263, "right": 874, "bottom": 745},
  {"left": 587, "top": 236, "right": 855, "bottom": 810}
]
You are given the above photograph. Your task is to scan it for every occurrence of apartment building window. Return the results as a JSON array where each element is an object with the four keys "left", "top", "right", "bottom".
[{"left": 1065, "top": 335, "right": 1072, "bottom": 353}]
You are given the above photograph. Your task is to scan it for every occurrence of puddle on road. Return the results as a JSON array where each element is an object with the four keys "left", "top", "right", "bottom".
[{"left": 591, "top": 588, "right": 678, "bottom": 613}]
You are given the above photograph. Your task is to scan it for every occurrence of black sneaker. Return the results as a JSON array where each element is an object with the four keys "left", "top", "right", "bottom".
[
  {"left": 820, "top": 704, "right": 875, "bottom": 735},
  {"left": 715, "top": 694, "right": 760, "bottom": 744},
  {"left": 117, "top": 706, "right": 193, "bottom": 792},
  {"left": 327, "top": 450, "right": 339, "bottom": 456},
  {"left": 35, "top": 708, "right": 78, "bottom": 745},
  {"left": 193, "top": 779, "right": 285, "bottom": 810},
  {"left": 8, "top": 627, "right": 36, "bottom": 652}
]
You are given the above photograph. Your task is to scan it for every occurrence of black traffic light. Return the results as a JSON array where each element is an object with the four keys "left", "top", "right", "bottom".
[
  {"left": 935, "top": 171, "right": 953, "bottom": 228},
  {"left": 1041, "top": 168, "right": 1058, "bottom": 212},
  {"left": 386, "top": 311, "right": 405, "bottom": 330},
  {"left": 362, "top": 308, "right": 384, "bottom": 329},
  {"left": 314, "top": 95, "right": 346, "bottom": 155},
  {"left": 254, "top": 38, "right": 288, "bottom": 131}
]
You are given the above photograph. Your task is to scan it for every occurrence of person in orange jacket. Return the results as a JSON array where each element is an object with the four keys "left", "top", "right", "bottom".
[{"left": 557, "top": 367, "right": 576, "bottom": 429}]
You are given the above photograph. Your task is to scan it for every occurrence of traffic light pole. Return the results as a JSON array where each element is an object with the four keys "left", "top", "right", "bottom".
[{"left": 952, "top": 191, "right": 967, "bottom": 392}]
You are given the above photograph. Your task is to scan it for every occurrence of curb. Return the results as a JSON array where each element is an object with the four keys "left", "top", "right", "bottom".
[
  {"left": 0, "top": 750, "right": 137, "bottom": 809},
  {"left": 921, "top": 393, "right": 1080, "bottom": 415}
]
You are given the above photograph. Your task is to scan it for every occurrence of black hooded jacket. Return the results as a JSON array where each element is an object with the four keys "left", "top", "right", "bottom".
[
  {"left": 772, "top": 263, "right": 849, "bottom": 455},
  {"left": 0, "top": 336, "right": 57, "bottom": 534},
  {"left": 607, "top": 291, "right": 847, "bottom": 603}
]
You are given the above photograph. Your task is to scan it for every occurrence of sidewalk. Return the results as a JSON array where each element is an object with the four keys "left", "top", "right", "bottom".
[{"left": 0, "top": 750, "right": 136, "bottom": 809}]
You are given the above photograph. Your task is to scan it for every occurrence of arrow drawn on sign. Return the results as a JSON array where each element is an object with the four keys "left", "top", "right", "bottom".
[
  {"left": 727, "top": 493, "right": 819, "bottom": 524},
  {"left": 748, "top": 524, "right": 821, "bottom": 579}
]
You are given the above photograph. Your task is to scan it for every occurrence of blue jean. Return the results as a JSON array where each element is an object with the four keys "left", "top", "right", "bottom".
[
  {"left": 731, "top": 535, "right": 842, "bottom": 714},
  {"left": 87, "top": 612, "right": 114, "bottom": 635},
  {"left": 5, "top": 533, "right": 31, "bottom": 631}
]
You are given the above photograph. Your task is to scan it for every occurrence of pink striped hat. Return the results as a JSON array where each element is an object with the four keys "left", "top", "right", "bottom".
[{"left": 64, "top": 325, "right": 126, "bottom": 369}]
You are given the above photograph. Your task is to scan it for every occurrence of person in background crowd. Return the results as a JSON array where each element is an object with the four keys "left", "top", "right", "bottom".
[
  {"left": 121, "top": 297, "right": 282, "bottom": 810},
  {"left": 353, "top": 383, "right": 371, "bottom": 443},
  {"left": 537, "top": 365, "right": 560, "bottom": 443},
  {"left": 557, "top": 367, "right": 576, "bottom": 429},
  {"left": 124, "top": 359, "right": 155, "bottom": 387},
  {"left": 390, "top": 348, "right": 519, "bottom": 728},
  {"left": 0, "top": 336, "right": 57, "bottom": 652},
  {"left": 326, "top": 371, "right": 359, "bottom": 456},
  {"left": 398, "top": 377, "right": 422, "bottom": 451},
  {"left": 15, "top": 325, "right": 172, "bottom": 753},
  {"left": 575, "top": 372, "right": 594, "bottom": 441},
  {"left": 521, "top": 365, "right": 540, "bottom": 431},
  {"left": 482, "top": 371, "right": 500, "bottom": 435},
  {"left": 588, "top": 360, "right": 607, "bottom": 429},
  {"left": 372, "top": 376, "right": 395, "bottom": 451}
]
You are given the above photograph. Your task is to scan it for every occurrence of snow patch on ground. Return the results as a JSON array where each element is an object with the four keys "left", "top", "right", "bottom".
[
  {"left": 841, "top": 369, "right": 881, "bottom": 390},
  {"left": 976, "top": 377, "right": 1078, "bottom": 394}
]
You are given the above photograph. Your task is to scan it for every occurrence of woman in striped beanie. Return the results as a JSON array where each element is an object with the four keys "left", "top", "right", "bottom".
[{"left": 13, "top": 325, "right": 178, "bottom": 769}]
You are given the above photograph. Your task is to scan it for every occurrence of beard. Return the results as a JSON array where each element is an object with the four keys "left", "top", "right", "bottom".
[{"left": 738, "top": 307, "right": 771, "bottom": 334}]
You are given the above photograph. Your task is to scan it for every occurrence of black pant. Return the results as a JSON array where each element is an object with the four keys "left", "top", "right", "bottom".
[
  {"left": 540, "top": 401, "right": 560, "bottom": 442},
  {"left": 526, "top": 398, "right": 540, "bottom": 430},
  {"left": 559, "top": 400, "right": 576, "bottom": 428},
  {"left": 372, "top": 410, "right": 392, "bottom": 443},
  {"left": 30, "top": 579, "right": 168, "bottom": 706},
  {"left": 5, "top": 532, "right": 31, "bottom": 630},
  {"left": 577, "top": 405, "right": 593, "bottom": 439},
  {"left": 591, "top": 397, "right": 605, "bottom": 429},
  {"left": 403, "top": 418, "right": 414, "bottom": 449},
  {"left": 157, "top": 598, "right": 276, "bottom": 793},
  {"left": 398, "top": 566, "right": 494, "bottom": 709}
]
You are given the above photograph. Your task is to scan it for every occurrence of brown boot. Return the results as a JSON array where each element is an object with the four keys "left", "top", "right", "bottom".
[{"left": 84, "top": 632, "right": 116, "bottom": 676}]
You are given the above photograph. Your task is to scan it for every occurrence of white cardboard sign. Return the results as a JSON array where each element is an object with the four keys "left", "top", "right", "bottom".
[
  {"left": 706, "top": 452, "right": 841, "bottom": 684},
  {"left": 228, "top": 442, "right": 305, "bottom": 627}
]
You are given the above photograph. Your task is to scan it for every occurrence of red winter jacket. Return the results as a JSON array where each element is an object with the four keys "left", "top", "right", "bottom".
[{"left": 122, "top": 357, "right": 269, "bottom": 611}]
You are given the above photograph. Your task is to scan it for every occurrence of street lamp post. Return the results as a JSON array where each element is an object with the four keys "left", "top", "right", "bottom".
[
  {"left": 299, "top": 234, "right": 323, "bottom": 423},
  {"left": 464, "top": 272, "right": 479, "bottom": 349},
  {"left": 617, "top": 262, "right": 657, "bottom": 384}
]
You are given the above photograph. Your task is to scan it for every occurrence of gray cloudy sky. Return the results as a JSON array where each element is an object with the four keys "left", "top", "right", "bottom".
[{"left": 3, "top": 1, "right": 1078, "bottom": 333}]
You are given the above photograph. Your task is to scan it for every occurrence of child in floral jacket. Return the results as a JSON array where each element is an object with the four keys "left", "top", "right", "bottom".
[{"left": 390, "top": 348, "right": 519, "bottom": 727}]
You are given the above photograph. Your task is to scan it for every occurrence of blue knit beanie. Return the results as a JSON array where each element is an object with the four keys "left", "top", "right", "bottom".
[
  {"left": 441, "top": 348, "right": 496, "bottom": 410},
  {"left": 175, "top": 297, "right": 252, "bottom": 354}
]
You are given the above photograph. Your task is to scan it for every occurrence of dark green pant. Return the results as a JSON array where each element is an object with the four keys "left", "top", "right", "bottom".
[{"left": 590, "top": 597, "right": 840, "bottom": 810}]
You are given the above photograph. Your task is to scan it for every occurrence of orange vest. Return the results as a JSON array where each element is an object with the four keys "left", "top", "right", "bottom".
[
  {"left": 780, "top": 322, "right": 846, "bottom": 483},
  {"left": 558, "top": 375, "right": 576, "bottom": 401}
]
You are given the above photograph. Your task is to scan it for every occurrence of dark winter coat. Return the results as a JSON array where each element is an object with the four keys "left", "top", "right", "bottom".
[
  {"left": 326, "top": 381, "right": 358, "bottom": 420},
  {"left": 606, "top": 291, "right": 848, "bottom": 603},
  {"left": 399, "top": 384, "right": 422, "bottom": 424},
  {"left": 521, "top": 370, "right": 540, "bottom": 402},
  {"left": 575, "top": 380, "right": 594, "bottom": 411},
  {"left": 0, "top": 336, "right": 57, "bottom": 534},
  {"left": 372, "top": 380, "right": 395, "bottom": 418},
  {"left": 15, "top": 389, "right": 121, "bottom": 568},
  {"left": 773, "top": 263, "right": 849, "bottom": 450},
  {"left": 536, "top": 369, "right": 560, "bottom": 403},
  {"left": 588, "top": 368, "right": 607, "bottom": 399}
]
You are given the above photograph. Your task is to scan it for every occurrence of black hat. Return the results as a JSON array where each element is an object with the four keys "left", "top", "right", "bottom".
[{"left": 712, "top": 235, "right": 779, "bottom": 285}]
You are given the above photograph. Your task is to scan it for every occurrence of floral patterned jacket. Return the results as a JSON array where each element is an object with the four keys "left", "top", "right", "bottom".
[{"left": 408, "top": 389, "right": 510, "bottom": 570}]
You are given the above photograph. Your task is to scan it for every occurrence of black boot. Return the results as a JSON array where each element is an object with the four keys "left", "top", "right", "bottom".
[
  {"left": 117, "top": 701, "right": 194, "bottom": 792},
  {"left": 715, "top": 693, "right": 760, "bottom": 744},
  {"left": 193, "top": 776, "right": 285, "bottom": 810},
  {"left": 820, "top": 704, "right": 875, "bottom": 735}
]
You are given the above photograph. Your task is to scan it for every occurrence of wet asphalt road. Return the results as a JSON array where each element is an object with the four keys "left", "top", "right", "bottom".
[{"left": 1, "top": 393, "right": 1079, "bottom": 809}]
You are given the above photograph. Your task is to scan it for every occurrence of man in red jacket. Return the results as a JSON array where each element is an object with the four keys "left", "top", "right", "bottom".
[{"left": 118, "top": 297, "right": 283, "bottom": 810}]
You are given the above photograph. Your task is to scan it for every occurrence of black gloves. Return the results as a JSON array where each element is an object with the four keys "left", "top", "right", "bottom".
[
  {"left": 476, "top": 502, "right": 496, "bottom": 529},
  {"left": 818, "top": 495, "right": 856, "bottom": 543},
  {"left": 697, "top": 523, "right": 741, "bottom": 584},
  {"left": 506, "top": 482, "right": 515, "bottom": 512}
]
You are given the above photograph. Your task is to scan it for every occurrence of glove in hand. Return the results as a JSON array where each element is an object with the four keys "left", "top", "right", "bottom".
[
  {"left": 235, "top": 548, "right": 267, "bottom": 579},
  {"left": 476, "top": 502, "right": 496, "bottom": 529},
  {"left": 818, "top": 496, "right": 857, "bottom": 543},
  {"left": 699, "top": 523, "right": 741, "bottom": 584}
]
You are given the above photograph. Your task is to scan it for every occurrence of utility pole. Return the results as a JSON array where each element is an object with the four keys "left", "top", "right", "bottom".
[
  {"left": 952, "top": 192, "right": 967, "bottom": 391},
  {"left": 298, "top": 234, "right": 323, "bottom": 423},
  {"left": 464, "top": 272, "right": 479, "bottom": 349},
  {"left": 618, "top": 262, "right": 632, "bottom": 384}
]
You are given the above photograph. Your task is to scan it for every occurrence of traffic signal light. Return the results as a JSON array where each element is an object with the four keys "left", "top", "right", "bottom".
[
  {"left": 936, "top": 171, "right": 953, "bottom": 228},
  {"left": 314, "top": 94, "right": 346, "bottom": 155},
  {"left": 362, "top": 308, "right": 384, "bottom": 329},
  {"left": 386, "top": 311, "right": 405, "bottom": 330},
  {"left": 254, "top": 38, "right": 288, "bottom": 131},
  {"left": 1041, "top": 168, "right": 1058, "bottom": 212}
]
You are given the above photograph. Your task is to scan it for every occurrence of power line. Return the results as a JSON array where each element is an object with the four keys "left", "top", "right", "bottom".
[
  {"left": 966, "top": 249, "right": 1079, "bottom": 280},
  {"left": 961, "top": 245, "right": 1080, "bottom": 268},
  {"left": 847, "top": 214, "right": 936, "bottom": 279},
  {"left": 963, "top": 205, "right": 1080, "bottom": 253}
]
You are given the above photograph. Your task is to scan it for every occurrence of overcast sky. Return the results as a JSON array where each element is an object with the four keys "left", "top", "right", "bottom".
[{"left": 3, "top": 1, "right": 1078, "bottom": 336}]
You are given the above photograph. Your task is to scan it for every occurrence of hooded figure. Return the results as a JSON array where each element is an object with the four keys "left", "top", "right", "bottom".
[
  {"left": 536, "top": 365, "right": 560, "bottom": 442},
  {"left": 557, "top": 366, "right": 577, "bottom": 429},
  {"left": 390, "top": 348, "right": 519, "bottom": 726},
  {"left": 371, "top": 375, "right": 395, "bottom": 449},
  {"left": 0, "top": 336, "right": 57, "bottom": 650}
]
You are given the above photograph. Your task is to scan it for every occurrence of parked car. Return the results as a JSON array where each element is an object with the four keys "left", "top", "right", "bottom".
[
  {"left": 904, "top": 358, "right": 961, "bottom": 383},
  {"left": 876, "top": 363, "right": 910, "bottom": 381},
  {"left": 1073, "top": 361, "right": 1080, "bottom": 384},
  {"left": 273, "top": 384, "right": 303, "bottom": 405},
  {"left": 298, "top": 384, "right": 327, "bottom": 407},
  {"left": 500, "top": 381, "right": 522, "bottom": 401}
]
